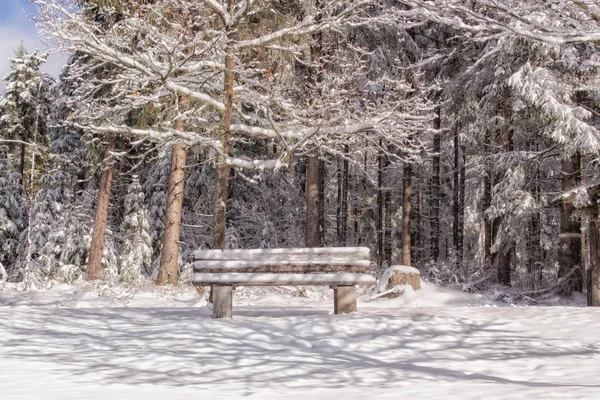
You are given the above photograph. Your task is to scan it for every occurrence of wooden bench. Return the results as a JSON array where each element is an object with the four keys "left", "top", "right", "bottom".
[{"left": 191, "top": 247, "right": 376, "bottom": 318}]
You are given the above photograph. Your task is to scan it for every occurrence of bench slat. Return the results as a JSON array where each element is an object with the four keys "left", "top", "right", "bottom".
[
  {"left": 193, "top": 260, "right": 372, "bottom": 273},
  {"left": 193, "top": 272, "right": 376, "bottom": 286},
  {"left": 192, "top": 247, "right": 370, "bottom": 262}
]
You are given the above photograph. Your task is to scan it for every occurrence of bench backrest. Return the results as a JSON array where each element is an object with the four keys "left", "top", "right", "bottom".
[{"left": 193, "top": 247, "right": 372, "bottom": 273}]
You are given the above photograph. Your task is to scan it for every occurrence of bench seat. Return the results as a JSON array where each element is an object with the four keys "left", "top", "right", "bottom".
[
  {"left": 193, "top": 272, "right": 377, "bottom": 286},
  {"left": 193, "top": 260, "right": 372, "bottom": 273}
]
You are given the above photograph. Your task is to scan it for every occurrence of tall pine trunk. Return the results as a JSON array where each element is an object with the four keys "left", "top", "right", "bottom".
[
  {"left": 530, "top": 143, "right": 543, "bottom": 289},
  {"left": 337, "top": 156, "right": 343, "bottom": 243},
  {"left": 305, "top": 151, "right": 321, "bottom": 247},
  {"left": 494, "top": 92, "right": 513, "bottom": 286},
  {"left": 377, "top": 141, "right": 385, "bottom": 266},
  {"left": 416, "top": 168, "right": 424, "bottom": 264},
  {"left": 319, "top": 159, "right": 326, "bottom": 243},
  {"left": 453, "top": 127, "right": 460, "bottom": 266},
  {"left": 383, "top": 164, "right": 392, "bottom": 267},
  {"left": 156, "top": 142, "right": 187, "bottom": 285},
  {"left": 492, "top": 221, "right": 510, "bottom": 285},
  {"left": 431, "top": 106, "right": 441, "bottom": 262},
  {"left": 382, "top": 143, "right": 392, "bottom": 267},
  {"left": 458, "top": 144, "right": 466, "bottom": 267},
  {"left": 402, "top": 164, "right": 412, "bottom": 266},
  {"left": 212, "top": 20, "right": 234, "bottom": 250},
  {"left": 23, "top": 97, "right": 41, "bottom": 289},
  {"left": 357, "top": 143, "right": 368, "bottom": 246},
  {"left": 87, "top": 133, "right": 117, "bottom": 281},
  {"left": 19, "top": 142, "right": 26, "bottom": 187},
  {"left": 558, "top": 153, "right": 582, "bottom": 293},
  {"left": 588, "top": 204, "right": 600, "bottom": 306},
  {"left": 341, "top": 145, "right": 349, "bottom": 245},
  {"left": 483, "top": 166, "right": 492, "bottom": 265},
  {"left": 305, "top": 0, "right": 323, "bottom": 249},
  {"left": 336, "top": 147, "right": 349, "bottom": 246}
]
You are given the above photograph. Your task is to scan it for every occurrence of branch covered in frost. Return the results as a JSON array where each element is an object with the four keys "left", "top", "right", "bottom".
[{"left": 403, "top": 0, "right": 600, "bottom": 45}]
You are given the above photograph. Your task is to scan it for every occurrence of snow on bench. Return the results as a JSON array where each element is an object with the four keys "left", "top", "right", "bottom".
[
  {"left": 193, "top": 273, "right": 376, "bottom": 286},
  {"left": 192, "top": 247, "right": 371, "bottom": 262},
  {"left": 192, "top": 247, "right": 375, "bottom": 318},
  {"left": 193, "top": 260, "right": 372, "bottom": 273}
]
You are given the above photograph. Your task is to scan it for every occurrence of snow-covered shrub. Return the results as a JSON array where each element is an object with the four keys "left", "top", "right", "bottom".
[
  {"left": 11, "top": 170, "right": 76, "bottom": 286},
  {"left": 55, "top": 186, "right": 93, "bottom": 269},
  {"left": 0, "top": 261, "right": 7, "bottom": 282},
  {"left": 119, "top": 176, "right": 152, "bottom": 285},
  {"left": 0, "top": 146, "right": 28, "bottom": 278},
  {"left": 100, "top": 229, "right": 119, "bottom": 283},
  {"left": 143, "top": 149, "right": 169, "bottom": 259}
]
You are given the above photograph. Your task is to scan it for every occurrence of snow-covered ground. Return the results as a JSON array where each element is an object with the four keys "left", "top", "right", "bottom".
[{"left": 0, "top": 282, "right": 599, "bottom": 399}]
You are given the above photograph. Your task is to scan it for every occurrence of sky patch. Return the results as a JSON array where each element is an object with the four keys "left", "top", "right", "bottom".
[{"left": 0, "top": 0, "right": 66, "bottom": 92}]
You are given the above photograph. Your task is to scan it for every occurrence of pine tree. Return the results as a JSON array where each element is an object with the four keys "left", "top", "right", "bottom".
[
  {"left": 0, "top": 146, "right": 28, "bottom": 279},
  {"left": 15, "top": 170, "right": 74, "bottom": 286},
  {"left": 0, "top": 44, "right": 52, "bottom": 185},
  {"left": 120, "top": 175, "right": 151, "bottom": 285}
]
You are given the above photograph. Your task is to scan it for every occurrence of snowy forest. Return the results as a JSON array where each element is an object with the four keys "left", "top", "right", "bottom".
[{"left": 1, "top": 0, "right": 600, "bottom": 305}]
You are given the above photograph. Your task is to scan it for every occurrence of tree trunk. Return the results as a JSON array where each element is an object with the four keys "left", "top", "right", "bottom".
[
  {"left": 558, "top": 153, "right": 583, "bottom": 294},
  {"left": 319, "top": 159, "right": 326, "bottom": 243},
  {"left": 402, "top": 164, "right": 412, "bottom": 266},
  {"left": 588, "top": 204, "right": 600, "bottom": 306},
  {"left": 353, "top": 202, "right": 360, "bottom": 246},
  {"left": 453, "top": 127, "right": 460, "bottom": 265},
  {"left": 431, "top": 106, "right": 441, "bottom": 262},
  {"left": 384, "top": 163, "right": 392, "bottom": 267},
  {"left": 337, "top": 156, "right": 343, "bottom": 243},
  {"left": 341, "top": 144, "right": 349, "bottom": 245},
  {"left": 416, "top": 168, "right": 424, "bottom": 265},
  {"left": 458, "top": 145, "right": 466, "bottom": 267},
  {"left": 305, "top": 151, "right": 321, "bottom": 247},
  {"left": 493, "top": 223, "right": 511, "bottom": 285},
  {"left": 212, "top": 24, "right": 235, "bottom": 250},
  {"left": 377, "top": 140, "right": 385, "bottom": 266},
  {"left": 530, "top": 143, "right": 542, "bottom": 289},
  {"left": 484, "top": 167, "right": 492, "bottom": 264},
  {"left": 305, "top": 0, "right": 324, "bottom": 249},
  {"left": 357, "top": 142, "right": 368, "bottom": 246},
  {"left": 336, "top": 149, "right": 349, "bottom": 245},
  {"left": 19, "top": 142, "right": 26, "bottom": 187},
  {"left": 86, "top": 133, "right": 117, "bottom": 281},
  {"left": 493, "top": 90, "right": 512, "bottom": 286},
  {"left": 22, "top": 99, "right": 41, "bottom": 289},
  {"left": 156, "top": 142, "right": 187, "bottom": 286}
]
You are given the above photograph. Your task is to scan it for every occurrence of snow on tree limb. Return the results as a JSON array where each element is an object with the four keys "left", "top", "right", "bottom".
[
  {"left": 73, "top": 122, "right": 288, "bottom": 171},
  {"left": 404, "top": 0, "right": 600, "bottom": 45}
]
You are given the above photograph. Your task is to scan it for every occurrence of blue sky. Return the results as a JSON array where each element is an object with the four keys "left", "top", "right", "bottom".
[{"left": 0, "top": 0, "right": 66, "bottom": 92}]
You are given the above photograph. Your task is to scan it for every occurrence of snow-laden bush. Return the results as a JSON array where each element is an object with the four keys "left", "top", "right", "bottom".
[
  {"left": 54, "top": 263, "right": 80, "bottom": 284},
  {"left": 12, "top": 170, "right": 76, "bottom": 287},
  {"left": 119, "top": 176, "right": 152, "bottom": 285},
  {"left": 0, "top": 261, "right": 7, "bottom": 282},
  {"left": 0, "top": 146, "right": 28, "bottom": 278}
]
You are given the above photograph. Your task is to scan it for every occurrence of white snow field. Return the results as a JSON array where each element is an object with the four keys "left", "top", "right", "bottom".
[{"left": 0, "top": 282, "right": 599, "bottom": 400}]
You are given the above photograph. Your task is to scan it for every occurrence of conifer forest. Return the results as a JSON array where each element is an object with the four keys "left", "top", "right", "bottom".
[{"left": 2, "top": 0, "right": 600, "bottom": 305}]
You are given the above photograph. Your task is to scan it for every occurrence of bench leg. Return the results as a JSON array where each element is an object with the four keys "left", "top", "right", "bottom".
[
  {"left": 212, "top": 285, "right": 233, "bottom": 319},
  {"left": 334, "top": 286, "right": 357, "bottom": 314}
]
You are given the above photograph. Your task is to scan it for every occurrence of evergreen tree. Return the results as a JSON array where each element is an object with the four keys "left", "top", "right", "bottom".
[
  {"left": 15, "top": 170, "right": 73, "bottom": 287},
  {"left": 0, "top": 44, "right": 52, "bottom": 185},
  {"left": 0, "top": 146, "right": 28, "bottom": 278},
  {"left": 119, "top": 175, "right": 152, "bottom": 285}
]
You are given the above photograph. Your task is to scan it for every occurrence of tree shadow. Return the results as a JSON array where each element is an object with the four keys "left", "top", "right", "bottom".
[{"left": 0, "top": 305, "right": 598, "bottom": 394}]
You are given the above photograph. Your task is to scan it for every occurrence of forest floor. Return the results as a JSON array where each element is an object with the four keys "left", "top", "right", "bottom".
[{"left": 0, "top": 281, "right": 599, "bottom": 399}]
